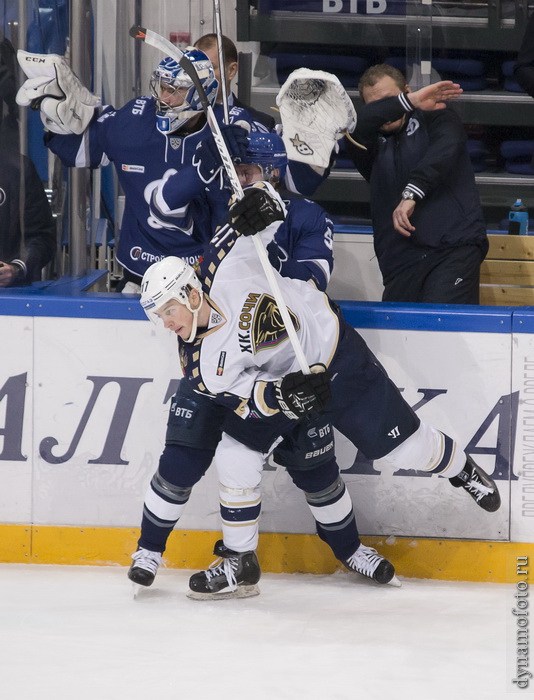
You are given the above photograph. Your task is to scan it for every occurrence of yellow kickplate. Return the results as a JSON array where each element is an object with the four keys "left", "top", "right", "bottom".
[{"left": 0, "top": 524, "right": 531, "bottom": 583}]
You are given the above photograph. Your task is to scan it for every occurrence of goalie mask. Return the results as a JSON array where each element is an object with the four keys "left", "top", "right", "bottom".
[
  {"left": 140, "top": 256, "right": 203, "bottom": 342},
  {"left": 150, "top": 50, "right": 218, "bottom": 134},
  {"left": 243, "top": 132, "right": 288, "bottom": 182}
]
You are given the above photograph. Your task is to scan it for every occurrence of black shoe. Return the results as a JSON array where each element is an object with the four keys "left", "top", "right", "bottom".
[
  {"left": 188, "top": 540, "right": 261, "bottom": 600},
  {"left": 127, "top": 548, "right": 163, "bottom": 587},
  {"left": 343, "top": 544, "right": 397, "bottom": 585},
  {"left": 450, "top": 455, "right": 501, "bottom": 512}
]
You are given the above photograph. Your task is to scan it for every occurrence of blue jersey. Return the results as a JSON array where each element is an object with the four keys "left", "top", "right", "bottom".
[
  {"left": 46, "top": 97, "right": 255, "bottom": 279},
  {"left": 151, "top": 168, "right": 334, "bottom": 293},
  {"left": 267, "top": 197, "right": 334, "bottom": 292}
]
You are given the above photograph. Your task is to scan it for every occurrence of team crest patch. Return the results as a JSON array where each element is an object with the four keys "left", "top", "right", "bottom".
[
  {"left": 289, "top": 133, "right": 313, "bottom": 157},
  {"left": 406, "top": 117, "right": 420, "bottom": 136},
  {"left": 253, "top": 294, "right": 299, "bottom": 352},
  {"left": 240, "top": 293, "right": 299, "bottom": 353},
  {"left": 170, "top": 137, "right": 182, "bottom": 150}
]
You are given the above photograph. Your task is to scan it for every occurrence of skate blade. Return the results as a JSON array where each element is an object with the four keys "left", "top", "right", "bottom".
[
  {"left": 387, "top": 575, "right": 402, "bottom": 587},
  {"left": 187, "top": 584, "right": 260, "bottom": 601},
  {"left": 131, "top": 581, "right": 154, "bottom": 599}
]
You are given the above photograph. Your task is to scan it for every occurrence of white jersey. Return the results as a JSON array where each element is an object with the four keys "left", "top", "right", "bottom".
[{"left": 180, "top": 187, "right": 340, "bottom": 412}]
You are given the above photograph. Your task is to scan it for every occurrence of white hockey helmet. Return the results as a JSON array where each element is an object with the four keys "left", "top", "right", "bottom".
[{"left": 140, "top": 256, "right": 203, "bottom": 341}]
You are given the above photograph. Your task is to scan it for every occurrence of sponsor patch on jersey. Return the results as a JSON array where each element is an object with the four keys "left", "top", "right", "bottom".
[
  {"left": 169, "top": 137, "right": 182, "bottom": 150},
  {"left": 122, "top": 164, "right": 145, "bottom": 173},
  {"left": 217, "top": 351, "right": 226, "bottom": 376}
]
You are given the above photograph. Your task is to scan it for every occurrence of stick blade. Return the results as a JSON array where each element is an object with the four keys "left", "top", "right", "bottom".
[{"left": 129, "top": 25, "right": 147, "bottom": 40}]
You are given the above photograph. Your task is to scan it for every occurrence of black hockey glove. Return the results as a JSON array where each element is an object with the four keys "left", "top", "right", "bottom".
[
  {"left": 194, "top": 123, "right": 249, "bottom": 181},
  {"left": 274, "top": 364, "right": 332, "bottom": 420},
  {"left": 230, "top": 186, "right": 285, "bottom": 237}
]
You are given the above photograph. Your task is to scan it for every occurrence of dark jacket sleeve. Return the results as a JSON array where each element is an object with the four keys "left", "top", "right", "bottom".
[
  {"left": 345, "top": 93, "right": 415, "bottom": 181},
  {"left": 404, "top": 108, "right": 468, "bottom": 199},
  {"left": 20, "top": 155, "right": 56, "bottom": 281},
  {"left": 515, "top": 13, "right": 534, "bottom": 97}
]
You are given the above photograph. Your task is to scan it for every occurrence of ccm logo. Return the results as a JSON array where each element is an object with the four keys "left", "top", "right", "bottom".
[{"left": 24, "top": 57, "right": 47, "bottom": 63}]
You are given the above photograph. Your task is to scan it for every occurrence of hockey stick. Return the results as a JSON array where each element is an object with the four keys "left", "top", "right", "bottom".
[
  {"left": 129, "top": 25, "right": 310, "bottom": 374},
  {"left": 213, "top": 0, "right": 230, "bottom": 124}
]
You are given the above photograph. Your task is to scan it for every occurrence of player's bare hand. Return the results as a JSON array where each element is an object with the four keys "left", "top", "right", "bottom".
[
  {"left": 408, "top": 81, "right": 463, "bottom": 112},
  {"left": 392, "top": 199, "right": 416, "bottom": 237},
  {"left": 0, "top": 262, "right": 19, "bottom": 287}
]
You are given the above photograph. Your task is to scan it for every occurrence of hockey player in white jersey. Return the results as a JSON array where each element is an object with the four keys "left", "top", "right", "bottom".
[
  {"left": 130, "top": 135, "right": 368, "bottom": 598},
  {"left": 136, "top": 182, "right": 500, "bottom": 599}
]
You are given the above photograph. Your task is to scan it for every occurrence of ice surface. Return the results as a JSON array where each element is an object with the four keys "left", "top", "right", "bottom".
[{"left": 0, "top": 564, "right": 515, "bottom": 700}]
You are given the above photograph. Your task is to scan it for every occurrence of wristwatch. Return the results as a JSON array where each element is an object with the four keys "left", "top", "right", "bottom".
[{"left": 401, "top": 189, "right": 416, "bottom": 201}]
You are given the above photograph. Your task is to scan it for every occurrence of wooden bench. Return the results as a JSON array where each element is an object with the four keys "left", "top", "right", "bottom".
[{"left": 480, "top": 234, "right": 534, "bottom": 306}]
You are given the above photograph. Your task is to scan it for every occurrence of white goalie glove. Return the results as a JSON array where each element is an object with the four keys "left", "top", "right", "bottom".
[
  {"left": 276, "top": 67, "right": 360, "bottom": 169},
  {"left": 16, "top": 50, "right": 101, "bottom": 135}
]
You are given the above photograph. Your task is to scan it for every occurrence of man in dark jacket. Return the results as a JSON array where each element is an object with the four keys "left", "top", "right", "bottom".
[
  {"left": 346, "top": 64, "right": 488, "bottom": 304},
  {"left": 194, "top": 33, "right": 276, "bottom": 132},
  {"left": 0, "top": 140, "right": 56, "bottom": 287},
  {"left": 514, "top": 13, "right": 534, "bottom": 96}
]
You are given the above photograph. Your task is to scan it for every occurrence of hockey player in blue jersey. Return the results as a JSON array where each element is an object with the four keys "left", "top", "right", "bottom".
[
  {"left": 16, "top": 49, "right": 350, "bottom": 292},
  {"left": 150, "top": 130, "right": 335, "bottom": 291},
  {"left": 16, "top": 48, "right": 254, "bottom": 291}
]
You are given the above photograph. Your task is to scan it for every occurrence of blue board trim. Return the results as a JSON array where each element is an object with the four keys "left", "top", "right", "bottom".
[
  {"left": 0, "top": 275, "right": 529, "bottom": 331},
  {"left": 339, "top": 301, "right": 513, "bottom": 333}
]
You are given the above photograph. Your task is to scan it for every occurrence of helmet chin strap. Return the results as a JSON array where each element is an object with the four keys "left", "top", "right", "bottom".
[
  {"left": 184, "top": 307, "right": 199, "bottom": 343},
  {"left": 183, "top": 290, "right": 203, "bottom": 343}
]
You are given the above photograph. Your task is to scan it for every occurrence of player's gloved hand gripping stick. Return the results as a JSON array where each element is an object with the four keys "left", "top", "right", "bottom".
[{"left": 129, "top": 25, "right": 315, "bottom": 382}]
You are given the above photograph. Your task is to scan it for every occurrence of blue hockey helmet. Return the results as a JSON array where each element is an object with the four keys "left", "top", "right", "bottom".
[
  {"left": 149, "top": 50, "right": 218, "bottom": 134},
  {"left": 243, "top": 132, "right": 288, "bottom": 181}
]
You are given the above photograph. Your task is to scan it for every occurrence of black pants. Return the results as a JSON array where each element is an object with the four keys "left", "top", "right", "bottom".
[{"left": 382, "top": 244, "right": 484, "bottom": 304}]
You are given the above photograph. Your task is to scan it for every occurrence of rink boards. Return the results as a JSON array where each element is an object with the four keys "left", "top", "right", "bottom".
[{"left": 0, "top": 289, "right": 532, "bottom": 582}]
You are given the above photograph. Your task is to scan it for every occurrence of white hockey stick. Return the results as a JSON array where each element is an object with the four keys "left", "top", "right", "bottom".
[
  {"left": 213, "top": 0, "right": 230, "bottom": 124},
  {"left": 130, "top": 26, "right": 310, "bottom": 374}
]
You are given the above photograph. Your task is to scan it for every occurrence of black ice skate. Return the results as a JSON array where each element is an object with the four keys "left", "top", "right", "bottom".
[
  {"left": 449, "top": 455, "right": 501, "bottom": 512},
  {"left": 127, "top": 547, "right": 163, "bottom": 587},
  {"left": 343, "top": 544, "right": 399, "bottom": 586},
  {"left": 188, "top": 540, "right": 261, "bottom": 600}
]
